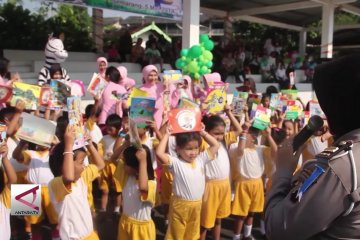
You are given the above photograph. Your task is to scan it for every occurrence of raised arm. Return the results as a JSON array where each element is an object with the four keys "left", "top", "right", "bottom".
[
  {"left": 86, "top": 141, "right": 105, "bottom": 171},
  {"left": 62, "top": 125, "right": 76, "bottom": 186},
  {"left": 136, "top": 148, "right": 148, "bottom": 192},
  {"left": 7, "top": 100, "right": 25, "bottom": 136},
  {"left": 1, "top": 143, "right": 17, "bottom": 186},
  {"left": 225, "top": 104, "right": 242, "bottom": 136},
  {"left": 237, "top": 121, "right": 251, "bottom": 156},
  {"left": 264, "top": 126, "right": 278, "bottom": 157},
  {"left": 156, "top": 132, "right": 170, "bottom": 165},
  {"left": 200, "top": 128, "right": 220, "bottom": 157}
]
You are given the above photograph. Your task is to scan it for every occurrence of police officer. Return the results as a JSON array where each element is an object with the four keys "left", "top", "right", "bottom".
[{"left": 265, "top": 54, "right": 360, "bottom": 240}]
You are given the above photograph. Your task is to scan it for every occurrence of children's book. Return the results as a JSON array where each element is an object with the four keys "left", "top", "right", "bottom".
[
  {"left": 251, "top": 104, "right": 271, "bottom": 130},
  {"left": 285, "top": 100, "right": 302, "bottom": 120},
  {"left": 11, "top": 82, "right": 41, "bottom": 110},
  {"left": 67, "top": 96, "right": 87, "bottom": 150},
  {"left": 301, "top": 111, "right": 310, "bottom": 127},
  {"left": 238, "top": 91, "right": 249, "bottom": 100},
  {"left": 129, "top": 97, "right": 156, "bottom": 128},
  {"left": 16, "top": 112, "right": 56, "bottom": 148},
  {"left": 309, "top": 101, "right": 326, "bottom": 119},
  {"left": 162, "top": 70, "right": 183, "bottom": 84},
  {"left": 232, "top": 97, "right": 245, "bottom": 117},
  {"left": 48, "top": 79, "right": 71, "bottom": 109},
  {"left": 204, "top": 88, "right": 227, "bottom": 115},
  {"left": 127, "top": 87, "right": 150, "bottom": 106},
  {"left": 87, "top": 73, "right": 108, "bottom": 96},
  {"left": 168, "top": 108, "right": 202, "bottom": 134},
  {"left": 281, "top": 89, "right": 298, "bottom": 100},
  {"left": 0, "top": 124, "right": 7, "bottom": 167},
  {"left": 248, "top": 93, "right": 262, "bottom": 109},
  {"left": 270, "top": 93, "right": 282, "bottom": 111},
  {"left": 0, "top": 85, "right": 13, "bottom": 103},
  {"left": 178, "top": 98, "right": 200, "bottom": 109}
]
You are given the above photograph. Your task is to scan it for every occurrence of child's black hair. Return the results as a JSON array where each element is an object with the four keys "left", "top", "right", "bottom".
[
  {"left": 85, "top": 104, "right": 101, "bottom": 119},
  {"left": 175, "top": 132, "right": 202, "bottom": 149},
  {"left": 123, "top": 144, "right": 155, "bottom": 180},
  {"left": 202, "top": 115, "right": 226, "bottom": 132},
  {"left": 0, "top": 168, "right": 4, "bottom": 194},
  {"left": 55, "top": 116, "right": 69, "bottom": 142},
  {"left": 49, "top": 141, "right": 86, "bottom": 177},
  {"left": 105, "top": 114, "right": 122, "bottom": 130},
  {"left": 105, "top": 66, "right": 121, "bottom": 83},
  {"left": 49, "top": 63, "right": 62, "bottom": 78},
  {"left": 0, "top": 106, "right": 16, "bottom": 123}
]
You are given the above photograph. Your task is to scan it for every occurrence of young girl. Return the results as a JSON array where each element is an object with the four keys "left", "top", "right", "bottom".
[
  {"left": 48, "top": 126, "right": 104, "bottom": 240},
  {"left": 156, "top": 129, "right": 220, "bottom": 240},
  {"left": 0, "top": 142, "right": 17, "bottom": 240},
  {"left": 117, "top": 145, "right": 156, "bottom": 240},
  {"left": 97, "top": 57, "right": 108, "bottom": 81}
]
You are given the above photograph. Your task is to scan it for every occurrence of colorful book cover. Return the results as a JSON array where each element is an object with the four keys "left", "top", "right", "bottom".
[
  {"left": 281, "top": 89, "right": 298, "bottom": 100},
  {"left": 232, "top": 97, "right": 245, "bottom": 117},
  {"left": 130, "top": 97, "right": 156, "bottom": 128},
  {"left": 251, "top": 104, "right": 271, "bottom": 130},
  {"left": 168, "top": 108, "right": 202, "bottom": 134},
  {"left": 238, "top": 91, "right": 249, "bottom": 100},
  {"left": 204, "top": 77, "right": 226, "bottom": 93},
  {"left": 67, "top": 96, "right": 87, "bottom": 150},
  {"left": 205, "top": 88, "right": 227, "bottom": 115},
  {"left": 111, "top": 91, "right": 129, "bottom": 101},
  {"left": 270, "top": 93, "right": 282, "bottom": 111},
  {"left": 39, "top": 87, "right": 52, "bottom": 106},
  {"left": 309, "top": 101, "right": 326, "bottom": 119},
  {"left": 162, "top": 70, "right": 182, "bottom": 84},
  {"left": 16, "top": 112, "right": 56, "bottom": 148},
  {"left": 0, "top": 123, "right": 6, "bottom": 167},
  {"left": 0, "top": 85, "right": 13, "bottom": 103},
  {"left": 227, "top": 94, "right": 234, "bottom": 105},
  {"left": 87, "top": 73, "right": 108, "bottom": 96},
  {"left": 285, "top": 100, "right": 301, "bottom": 120},
  {"left": 11, "top": 82, "right": 41, "bottom": 110},
  {"left": 48, "top": 79, "right": 71, "bottom": 109},
  {"left": 302, "top": 111, "right": 310, "bottom": 127},
  {"left": 178, "top": 98, "right": 200, "bottom": 109},
  {"left": 127, "top": 87, "right": 150, "bottom": 106}
]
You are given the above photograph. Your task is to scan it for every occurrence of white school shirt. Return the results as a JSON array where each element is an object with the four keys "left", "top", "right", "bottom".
[
  {"left": 0, "top": 186, "right": 11, "bottom": 240},
  {"left": 49, "top": 164, "right": 99, "bottom": 240},
  {"left": 168, "top": 150, "right": 212, "bottom": 200},
  {"left": 101, "top": 135, "right": 116, "bottom": 161},
  {"left": 88, "top": 123, "right": 103, "bottom": 145},
  {"left": 25, "top": 150, "right": 54, "bottom": 185},
  {"left": 141, "top": 135, "right": 158, "bottom": 170},
  {"left": 204, "top": 143, "right": 230, "bottom": 180},
  {"left": 7, "top": 137, "right": 28, "bottom": 172},
  {"left": 237, "top": 147, "right": 267, "bottom": 179},
  {"left": 122, "top": 176, "right": 156, "bottom": 221}
]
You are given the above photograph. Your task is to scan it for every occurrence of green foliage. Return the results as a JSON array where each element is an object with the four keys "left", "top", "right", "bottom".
[{"left": 0, "top": 1, "right": 93, "bottom": 51}]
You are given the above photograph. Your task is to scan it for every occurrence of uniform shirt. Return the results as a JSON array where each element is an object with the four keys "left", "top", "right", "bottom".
[
  {"left": 236, "top": 147, "right": 270, "bottom": 179},
  {"left": 0, "top": 185, "right": 11, "bottom": 240},
  {"left": 99, "top": 135, "right": 116, "bottom": 161},
  {"left": 8, "top": 137, "right": 28, "bottom": 172},
  {"left": 167, "top": 150, "right": 213, "bottom": 200},
  {"left": 122, "top": 176, "right": 156, "bottom": 221},
  {"left": 49, "top": 164, "right": 99, "bottom": 240},
  {"left": 85, "top": 119, "right": 103, "bottom": 145},
  {"left": 141, "top": 135, "right": 159, "bottom": 170},
  {"left": 24, "top": 150, "right": 54, "bottom": 185}
]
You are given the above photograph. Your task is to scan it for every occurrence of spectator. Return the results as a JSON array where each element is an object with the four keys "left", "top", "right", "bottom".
[
  {"left": 144, "top": 42, "right": 163, "bottom": 71},
  {"left": 131, "top": 38, "right": 145, "bottom": 65},
  {"left": 107, "top": 42, "right": 120, "bottom": 62}
]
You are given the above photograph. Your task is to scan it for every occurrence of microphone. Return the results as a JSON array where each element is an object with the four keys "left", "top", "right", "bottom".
[{"left": 293, "top": 115, "right": 324, "bottom": 153}]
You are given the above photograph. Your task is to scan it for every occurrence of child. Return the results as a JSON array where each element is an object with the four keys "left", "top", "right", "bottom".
[
  {"left": 117, "top": 145, "right": 156, "bottom": 240},
  {"left": 232, "top": 124, "right": 277, "bottom": 240},
  {"left": 156, "top": 129, "right": 220, "bottom": 240},
  {"left": 84, "top": 104, "right": 103, "bottom": 146},
  {"left": 50, "top": 63, "right": 63, "bottom": 81},
  {"left": 98, "top": 114, "right": 122, "bottom": 215},
  {"left": 200, "top": 105, "right": 242, "bottom": 240},
  {"left": 48, "top": 125, "right": 104, "bottom": 240},
  {"left": 0, "top": 142, "right": 17, "bottom": 240}
]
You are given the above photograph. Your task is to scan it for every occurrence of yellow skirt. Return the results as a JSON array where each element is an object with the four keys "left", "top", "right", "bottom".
[{"left": 118, "top": 215, "right": 155, "bottom": 240}]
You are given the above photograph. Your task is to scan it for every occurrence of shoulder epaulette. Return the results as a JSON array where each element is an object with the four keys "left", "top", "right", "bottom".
[{"left": 316, "top": 140, "right": 353, "bottom": 160}]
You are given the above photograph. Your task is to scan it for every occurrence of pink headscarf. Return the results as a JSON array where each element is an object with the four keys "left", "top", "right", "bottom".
[
  {"left": 117, "top": 66, "right": 136, "bottom": 92},
  {"left": 97, "top": 57, "right": 108, "bottom": 79}
]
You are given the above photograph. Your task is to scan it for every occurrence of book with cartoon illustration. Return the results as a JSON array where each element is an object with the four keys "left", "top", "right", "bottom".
[
  {"left": 16, "top": 112, "right": 56, "bottom": 148},
  {"left": 162, "top": 70, "right": 182, "bottom": 84},
  {"left": 178, "top": 98, "right": 200, "bottom": 109},
  {"left": 87, "top": 73, "right": 108, "bottom": 96},
  {"left": 168, "top": 108, "right": 202, "bottom": 134},
  {"left": 232, "top": 97, "right": 245, "bottom": 117},
  {"left": 285, "top": 100, "right": 302, "bottom": 120},
  {"left": 11, "top": 82, "right": 41, "bottom": 110},
  {"left": 67, "top": 96, "right": 87, "bottom": 150},
  {"left": 127, "top": 87, "right": 150, "bottom": 106},
  {"left": 204, "top": 88, "right": 227, "bottom": 115},
  {"left": 251, "top": 104, "right": 271, "bottom": 130},
  {"left": 129, "top": 97, "right": 156, "bottom": 128},
  {"left": 0, "top": 85, "right": 13, "bottom": 103},
  {"left": 309, "top": 101, "right": 326, "bottom": 119},
  {"left": 238, "top": 91, "right": 249, "bottom": 100},
  {"left": 281, "top": 89, "right": 298, "bottom": 100},
  {"left": 48, "top": 79, "right": 71, "bottom": 109}
]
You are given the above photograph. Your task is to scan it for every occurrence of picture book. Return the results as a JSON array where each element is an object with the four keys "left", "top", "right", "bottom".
[
  {"left": 0, "top": 124, "right": 6, "bottom": 167},
  {"left": 285, "top": 100, "right": 301, "bottom": 120},
  {"left": 302, "top": 111, "right": 310, "bottom": 127},
  {"left": 87, "top": 73, "right": 108, "bottom": 96},
  {"left": 168, "top": 108, "right": 202, "bottom": 134},
  {"left": 281, "top": 89, "right": 298, "bottom": 100},
  {"left": 238, "top": 91, "right": 249, "bottom": 100},
  {"left": 0, "top": 85, "right": 13, "bottom": 103},
  {"left": 248, "top": 93, "right": 262, "bottom": 109},
  {"left": 232, "top": 97, "right": 245, "bottom": 117},
  {"left": 270, "top": 93, "right": 282, "bottom": 111},
  {"left": 309, "top": 101, "right": 326, "bottom": 119},
  {"left": 129, "top": 97, "right": 156, "bottom": 128},
  {"left": 127, "top": 87, "right": 150, "bottom": 106},
  {"left": 16, "top": 112, "right": 56, "bottom": 148},
  {"left": 48, "top": 79, "right": 71, "bottom": 109},
  {"left": 67, "top": 96, "right": 87, "bottom": 150},
  {"left": 204, "top": 88, "right": 227, "bottom": 115},
  {"left": 178, "top": 98, "right": 200, "bottom": 109},
  {"left": 251, "top": 104, "right": 271, "bottom": 130},
  {"left": 205, "top": 81, "right": 226, "bottom": 94},
  {"left": 162, "top": 70, "right": 182, "bottom": 84},
  {"left": 11, "top": 82, "right": 41, "bottom": 110}
]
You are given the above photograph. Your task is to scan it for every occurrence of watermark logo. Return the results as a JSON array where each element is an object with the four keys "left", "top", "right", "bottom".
[{"left": 11, "top": 184, "right": 41, "bottom": 216}]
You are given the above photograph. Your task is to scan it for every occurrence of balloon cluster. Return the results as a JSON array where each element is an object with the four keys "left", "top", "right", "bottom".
[{"left": 175, "top": 34, "right": 214, "bottom": 79}]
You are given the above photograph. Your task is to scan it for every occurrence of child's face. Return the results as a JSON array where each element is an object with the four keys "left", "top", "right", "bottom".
[
  {"left": 106, "top": 126, "right": 118, "bottom": 137},
  {"left": 52, "top": 71, "right": 62, "bottom": 80},
  {"left": 283, "top": 121, "right": 294, "bottom": 138},
  {"left": 208, "top": 125, "right": 225, "bottom": 142},
  {"left": 176, "top": 140, "right": 200, "bottom": 163},
  {"left": 262, "top": 97, "right": 270, "bottom": 108},
  {"left": 137, "top": 127, "right": 147, "bottom": 138},
  {"left": 99, "top": 61, "right": 107, "bottom": 73},
  {"left": 74, "top": 151, "right": 87, "bottom": 180}
]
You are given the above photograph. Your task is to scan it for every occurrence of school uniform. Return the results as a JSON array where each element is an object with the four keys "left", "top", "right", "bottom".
[
  {"left": 8, "top": 136, "right": 28, "bottom": 184},
  {"left": 0, "top": 185, "right": 11, "bottom": 240}
]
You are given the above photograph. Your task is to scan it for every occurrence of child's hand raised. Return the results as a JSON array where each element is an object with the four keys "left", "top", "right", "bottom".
[
  {"left": 224, "top": 104, "right": 232, "bottom": 113},
  {"left": 15, "top": 99, "right": 25, "bottom": 113},
  {"left": 0, "top": 142, "right": 8, "bottom": 158},
  {"left": 64, "top": 125, "right": 76, "bottom": 146},
  {"left": 145, "top": 120, "right": 156, "bottom": 130},
  {"left": 135, "top": 148, "right": 147, "bottom": 162}
]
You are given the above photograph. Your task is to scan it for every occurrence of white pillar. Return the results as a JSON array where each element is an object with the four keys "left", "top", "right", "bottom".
[
  {"left": 182, "top": 0, "right": 200, "bottom": 48},
  {"left": 224, "top": 15, "right": 233, "bottom": 46},
  {"left": 299, "top": 30, "right": 307, "bottom": 57},
  {"left": 320, "top": 3, "right": 334, "bottom": 59},
  {"left": 92, "top": 8, "right": 104, "bottom": 54}
]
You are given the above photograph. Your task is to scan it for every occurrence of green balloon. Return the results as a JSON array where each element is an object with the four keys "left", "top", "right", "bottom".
[
  {"left": 189, "top": 45, "right": 202, "bottom": 58},
  {"left": 204, "top": 40, "right": 214, "bottom": 51},
  {"left": 175, "top": 59, "right": 185, "bottom": 69},
  {"left": 203, "top": 50, "right": 213, "bottom": 61},
  {"left": 198, "top": 55, "right": 205, "bottom": 62},
  {"left": 180, "top": 48, "right": 189, "bottom": 57},
  {"left": 206, "top": 69, "right": 211, "bottom": 74},
  {"left": 206, "top": 61, "right": 213, "bottom": 68},
  {"left": 199, "top": 66, "right": 208, "bottom": 75},
  {"left": 200, "top": 34, "right": 209, "bottom": 43},
  {"left": 194, "top": 73, "right": 201, "bottom": 79},
  {"left": 181, "top": 56, "right": 186, "bottom": 61},
  {"left": 188, "top": 61, "right": 199, "bottom": 73}
]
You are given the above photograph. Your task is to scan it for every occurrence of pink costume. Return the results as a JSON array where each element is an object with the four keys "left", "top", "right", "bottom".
[
  {"left": 98, "top": 81, "right": 128, "bottom": 125},
  {"left": 117, "top": 66, "right": 136, "bottom": 92},
  {"left": 140, "top": 65, "right": 164, "bottom": 129},
  {"left": 96, "top": 57, "right": 108, "bottom": 79},
  {"left": 169, "top": 75, "right": 194, "bottom": 108}
]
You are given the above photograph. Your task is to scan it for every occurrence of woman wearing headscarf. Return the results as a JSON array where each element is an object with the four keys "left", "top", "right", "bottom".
[
  {"left": 97, "top": 57, "right": 108, "bottom": 80},
  {"left": 117, "top": 66, "right": 136, "bottom": 93}
]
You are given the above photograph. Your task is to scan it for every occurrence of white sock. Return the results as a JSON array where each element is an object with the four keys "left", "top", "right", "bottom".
[
  {"left": 114, "top": 206, "right": 120, "bottom": 213},
  {"left": 244, "top": 224, "right": 252, "bottom": 237},
  {"left": 233, "top": 234, "right": 241, "bottom": 240},
  {"left": 260, "top": 220, "right": 266, "bottom": 235}
]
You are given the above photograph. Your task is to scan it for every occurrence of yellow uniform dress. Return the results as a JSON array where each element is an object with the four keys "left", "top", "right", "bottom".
[
  {"left": 8, "top": 136, "right": 28, "bottom": 183},
  {"left": 49, "top": 164, "right": 100, "bottom": 240},
  {"left": 0, "top": 185, "right": 11, "bottom": 240},
  {"left": 118, "top": 177, "right": 157, "bottom": 240}
]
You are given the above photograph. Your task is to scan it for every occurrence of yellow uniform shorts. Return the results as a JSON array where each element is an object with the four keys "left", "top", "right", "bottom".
[
  {"left": 231, "top": 178, "right": 264, "bottom": 216},
  {"left": 118, "top": 215, "right": 155, "bottom": 240},
  {"left": 161, "top": 167, "right": 173, "bottom": 205},
  {"left": 25, "top": 185, "right": 58, "bottom": 224},
  {"left": 82, "top": 231, "right": 99, "bottom": 240},
  {"left": 87, "top": 181, "right": 94, "bottom": 212},
  {"left": 100, "top": 161, "right": 122, "bottom": 192},
  {"left": 201, "top": 178, "right": 231, "bottom": 228},
  {"left": 165, "top": 196, "right": 202, "bottom": 240}
]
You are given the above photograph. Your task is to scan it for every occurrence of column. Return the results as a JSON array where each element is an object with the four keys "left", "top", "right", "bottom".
[
  {"left": 299, "top": 30, "right": 307, "bottom": 57},
  {"left": 182, "top": 0, "right": 200, "bottom": 48},
  {"left": 224, "top": 15, "right": 233, "bottom": 45},
  {"left": 92, "top": 8, "right": 104, "bottom": 54},
  {"left": 320, "top": 3, "right": 335, "bottom": 59}
]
